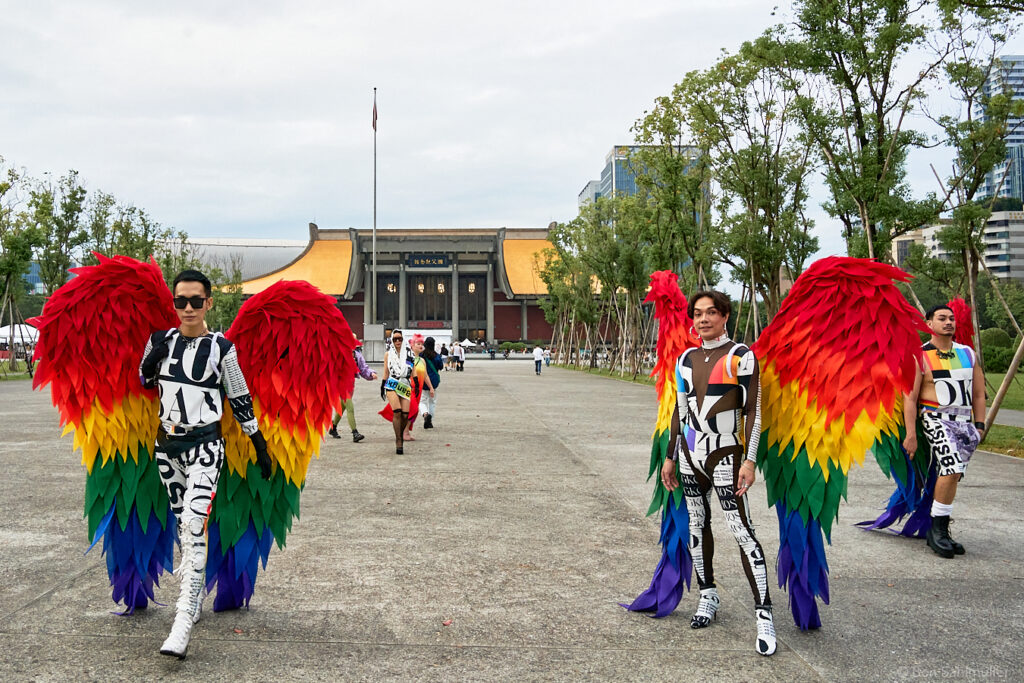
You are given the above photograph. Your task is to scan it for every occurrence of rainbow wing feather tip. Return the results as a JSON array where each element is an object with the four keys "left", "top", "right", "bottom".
[
  {"left": 753, "top": 256, "right": 927, "bottom": 629},
  {"left": 30, "top": 254, "right": 178, "bottom": 613},
  {"left": 206, "top": 280, "right": 356, "bottom": 609},
  {"left": 624, "top": 270, "right": 700, "bottom": 617}
]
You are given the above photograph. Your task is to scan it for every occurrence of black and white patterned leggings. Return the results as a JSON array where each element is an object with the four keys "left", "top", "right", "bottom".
[
  {"left": 679, "top": 439, "right": 771, "bottom": 607},
  {"left": 156, "top": 438, "right": 225, "bottom": 567}
]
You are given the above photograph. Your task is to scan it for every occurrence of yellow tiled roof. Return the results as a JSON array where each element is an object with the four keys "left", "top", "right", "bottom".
[
  {"left": 502, "top": 239, "right": 552, "bottom": 296},
  {"left": 241, "top": 239, "right": 352, "bottom": 295}
]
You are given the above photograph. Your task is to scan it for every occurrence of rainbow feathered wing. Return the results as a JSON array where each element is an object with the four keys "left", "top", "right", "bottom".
[
  {"left": 624, "top": 270, "right": 700, "bottom": 617},
  {"left": 207, "top": 280, "right": 356, "bottom": 610},
  {"left": 856, "top": 297, "right": 973, "bottom": 541},
  {"left": 30, "top": 255, "right": 179, "bottom": 613},
  {"left": 753, "top": 257, "right": 927, "bottom": 630}
]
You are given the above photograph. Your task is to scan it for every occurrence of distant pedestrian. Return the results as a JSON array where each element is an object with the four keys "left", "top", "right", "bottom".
[
  {"left": 543, "top": 348, "right": 551, "bottom": 367},
  {"left": 455, "top": 343, "right": 465, "bottom": 371},
  {"left": 440, "top": 344, "right": 450, "bottom": 371},
  {"left": 329, "top": 335, "right": 378, "bottom": 442},
  {"left": 533, "top": 344, "right": 543, "bottom": 375},
  {"left": 380, "top": 329, "right": 414, "bottom": 454},
  {"left": 420, "top": 337, "right": 444, "bottom": 429},
  {"left": 403, "top": 334, "right": 435, "bottom": 442}
]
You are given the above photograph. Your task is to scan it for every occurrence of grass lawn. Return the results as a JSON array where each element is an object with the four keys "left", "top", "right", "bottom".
[
  {"left": 985, "top": 371, "right": 1024, "bottom": 411},
  {"left": 554, "top": 363, "right": 656, "bottom": 387},
  {"left": 0, "top": 360, "right": 33, "bottom": 381},
  {"left": 981, "top": 424, "right": 1024, "bottom": 459}
]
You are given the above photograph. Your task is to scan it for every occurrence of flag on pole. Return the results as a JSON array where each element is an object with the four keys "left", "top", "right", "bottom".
[{"left": 373, "top": 100, "right": 377, "bottom": 131}]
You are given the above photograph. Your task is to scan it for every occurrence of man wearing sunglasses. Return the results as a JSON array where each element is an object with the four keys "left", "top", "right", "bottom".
[{"left": 138, "top": 269, "right": 273, "bottom": 659}]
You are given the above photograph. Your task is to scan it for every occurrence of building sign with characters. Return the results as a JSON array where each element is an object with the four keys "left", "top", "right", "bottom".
[{"left": 407, "top": 254, "right": 449, "bottom": 268}]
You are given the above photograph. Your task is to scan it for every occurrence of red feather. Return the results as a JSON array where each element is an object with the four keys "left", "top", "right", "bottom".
[
  {"left": 29, "top": 254, "right": 177, "bottom": 424},
  {"left": 948, "top": 298, "right": 974, "bottom": 349},
  {"left": 643, "top": 270, "right": 701, "bottom": 398}
]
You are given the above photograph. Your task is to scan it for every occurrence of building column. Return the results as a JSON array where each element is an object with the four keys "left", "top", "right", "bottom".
[
  {"left": 520, "top": 299, "right": 528, "bottom": 342},
  {"left": 451, "top": 263, "right": 460, "bottom": 340},
  {"left": 363, "top": 265, "right": 372, "bottom": 328},
  {"left": 486, "top": 265, "right": 494, "bottom": 343},
  {"left": 398, "top": 263, "right": 407, "bottom": 328}
]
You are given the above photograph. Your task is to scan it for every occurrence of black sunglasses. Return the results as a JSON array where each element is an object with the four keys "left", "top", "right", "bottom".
[
  {"left": 173, "top": 295, "right": 208, "bottom": 310},
  {"left": 393, "top": 337, "right": 403, "bottom": 342}
]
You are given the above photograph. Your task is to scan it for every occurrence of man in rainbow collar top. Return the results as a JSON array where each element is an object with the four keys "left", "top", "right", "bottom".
[{"left": 903, "top": 304, "right": 986, "bottom": 559}]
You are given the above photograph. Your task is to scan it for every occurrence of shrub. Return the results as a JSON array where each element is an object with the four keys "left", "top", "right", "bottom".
[
  {"left": 986, "top": 346, "right": 1012, "bottom": 374},
  {"left": 513, "top": 342, "right": 527, "bottom": 352},
  {"left": 981, "top": 327, "right": 1012, "bottom": 350}
]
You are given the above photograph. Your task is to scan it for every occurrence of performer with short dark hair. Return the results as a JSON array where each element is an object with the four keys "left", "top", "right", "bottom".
[
  {"left": 660, "top": 290, "right": 775, "bottom": 656},
  {"left": 139, "top": 269, "right": 273, "bottom": 659},
  {"left": 902, "top": 304, "right": 985, "bottom": 558}
]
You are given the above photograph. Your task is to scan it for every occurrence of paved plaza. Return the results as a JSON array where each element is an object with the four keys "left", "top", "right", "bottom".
[{"left": 2, "top": 361, "right": 1022, "bottom": 681}]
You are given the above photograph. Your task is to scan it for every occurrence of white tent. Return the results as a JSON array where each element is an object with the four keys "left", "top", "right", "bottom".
[
  {"left": 0, "top": 324, "right": 38, "bottom": 343},
  {"left": 459, "top": 338, "right": 477, "bottom": 347}
]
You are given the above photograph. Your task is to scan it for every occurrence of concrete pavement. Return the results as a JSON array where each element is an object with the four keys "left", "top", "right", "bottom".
[{"left": 1, "top": 362, "right": 1022, "bottom": 681}]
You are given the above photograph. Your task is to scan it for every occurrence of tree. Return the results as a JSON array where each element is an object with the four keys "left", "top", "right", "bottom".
[
  {"left": 631, "top": 99, "right": 719, "bottom": 289},
  {"left": 923, "top": 7, "right": 1024, "bottom": 360},
  {"left": 783, "top": 0, "right": 948, "bottom": 259},
  {"left": 678, "top": 46, "right": 819, "bottom": 317},
  {"left": 81, "top": 198, "right": 174, "bottom": 264},
  {"left": 30, "top": 170, "right": 88, "bottom": 295}
]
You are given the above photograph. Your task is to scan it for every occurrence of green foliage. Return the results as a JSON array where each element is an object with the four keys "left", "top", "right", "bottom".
[
  {"left": 81, "top": 197, "right": 174, "bottom": 265},
  {"left": 989, "top": 196, "right": 1024, "bottom": 211},
  {"left": 985, "top": 346, "right": 1013, "bottom": 373},
  {"left": 981, "top": 327, "right": 1012, "bottom": 349},
  {"left": 0, "top": 159, "right": 43, "bottom": 300},
  {"left": 781, "top": 0, "right": 948, "bottom": 258},
  {"left": 30, "top": 170, "right": 88, "bottom": 295},
  {"left": 674, "top": 42, "right": 819, "bottom": 315},
  {"left": 985, "top": 277, "right": 1024, "bottom": 335}
]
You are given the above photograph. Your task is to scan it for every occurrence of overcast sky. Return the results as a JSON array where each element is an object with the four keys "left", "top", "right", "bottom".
[{"left": 3, "top": 1, "right": 1023, "bottom": 263}]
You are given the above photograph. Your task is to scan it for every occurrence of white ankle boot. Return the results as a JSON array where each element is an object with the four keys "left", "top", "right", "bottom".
[
  {"left": 691, "top": 587, "right": 720, "bottom": 629},
  {"left": 755, "top": 605, "right": 777, "bottom": 656}
]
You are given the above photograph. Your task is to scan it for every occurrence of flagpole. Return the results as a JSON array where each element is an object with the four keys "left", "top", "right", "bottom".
[{"left": 372, "top": 87, "right": 377, "bottom": 325}]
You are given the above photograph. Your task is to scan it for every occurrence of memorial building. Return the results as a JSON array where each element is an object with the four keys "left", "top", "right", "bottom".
[{"left": 232, "top": 223, "right": 554, "bottom": 345}]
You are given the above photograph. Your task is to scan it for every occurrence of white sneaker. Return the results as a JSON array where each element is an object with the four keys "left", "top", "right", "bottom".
[{"left": 755, "top": 606, "right": 777, "bottom": 656}]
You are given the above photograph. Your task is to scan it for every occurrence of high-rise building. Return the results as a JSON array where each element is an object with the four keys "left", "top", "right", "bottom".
[
  {"left": 978, "top": 55, "right": 1024, "bottom": 201},
  {"left": 582, "top": 145, "right": 700, "bottom": 205},
  {"left": 577, "top": 180, "right": 601, "bottom": 207}
]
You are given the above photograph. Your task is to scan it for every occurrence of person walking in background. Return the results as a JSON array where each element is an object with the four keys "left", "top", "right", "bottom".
[
  {"left": 420, "top": 337, "right": 444, "bottom": 429},
  {"left": 329, "top": 335, "right": 378, "bottom": 442},
  {"left": 455, "top": 342, "right": 465, "bottom": 371},
  {"left": 402, "top": 333, "right": 435, "bottom": 442},
  {"left": 380, "top": 330, "right": 414, "bottom": 454},
  {"left": 533, "top": 344, "right": 544, "bottom": 375},
  {"left": 543, "top": 347, "right": 551, "bottom": 367},
  {"left": 440, "top": 343, "right": 450, "bottom": 371}
]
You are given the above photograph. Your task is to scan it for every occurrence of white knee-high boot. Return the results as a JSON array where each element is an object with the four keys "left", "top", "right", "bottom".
[{"left": 159, "top": 532, "right": 205, "bottom": 658}]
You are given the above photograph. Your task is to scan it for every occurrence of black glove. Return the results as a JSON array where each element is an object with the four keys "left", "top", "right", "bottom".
[
  {"left": 141, "top": 332, "right": 173, "bottom": 379},
  {"left": 380, "top": 379, "right": 387, "bottom": 401},
  {"left": 250, "top": 431, "right": 274, "bottom": 480}
]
